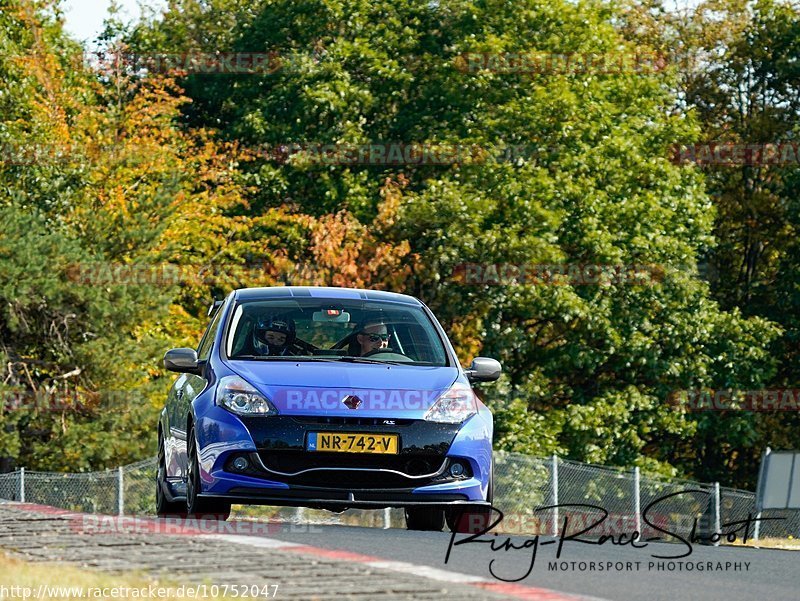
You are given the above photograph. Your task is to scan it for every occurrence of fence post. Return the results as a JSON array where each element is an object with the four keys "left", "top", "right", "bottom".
[
  {"left": 753, "top": 511, "right": 761, "bottom": 541},
  {"left": 713, "top": 482, "right": 721, "bottom": 547},
  {"left": 118, "top": 466, "right": 124, "bottom": 516},
  {"left": 753, "top": 447, "right": 771, "bottom": 542},
  {"left": 19, "top": 467, "right": 25, "bottom": 503},
  {"left": 633, "top": 466, "right": 641, "bottom": 535},
  {"left": 551, "top": 454, "right": 559, "bottom": 537}
]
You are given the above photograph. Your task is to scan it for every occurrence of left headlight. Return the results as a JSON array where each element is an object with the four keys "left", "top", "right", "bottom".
[
  {"left": 216, "top": 375, "right": 277, "bottom": 416},
  {"left": 424, "top": 383, "right": 478, "bottom": 424}
]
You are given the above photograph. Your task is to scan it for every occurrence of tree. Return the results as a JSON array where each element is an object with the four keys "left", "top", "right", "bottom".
[
  {"left": 618, "top": 0, "right": 800, "bottom": 485},
  {"left": 126, "top": 0, "right": 782, "bottom": 484}
]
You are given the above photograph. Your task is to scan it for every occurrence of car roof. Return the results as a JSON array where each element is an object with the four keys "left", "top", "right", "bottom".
[{"left": 233, "top": 286, "right": 422, "bottom": 306}]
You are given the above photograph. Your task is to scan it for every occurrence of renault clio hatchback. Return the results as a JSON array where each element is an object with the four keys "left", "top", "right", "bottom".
[{"left": 156, "top": 287, "right": 501, "bottom": 532}]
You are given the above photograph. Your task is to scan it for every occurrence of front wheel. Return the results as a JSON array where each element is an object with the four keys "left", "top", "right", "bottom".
[
  {"left": 186, "top": 427, "right": 231, "bottom": 520},
  {"left": 404, "top": 506, "right": 445, "bottom": 531},
  {"left": 445, "top": 505, "right": 492, "bottom": 534}
]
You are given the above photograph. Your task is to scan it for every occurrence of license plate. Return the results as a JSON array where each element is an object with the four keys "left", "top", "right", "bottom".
[{"left": 307, "top": 432, "right": 399, "bottom": 454}]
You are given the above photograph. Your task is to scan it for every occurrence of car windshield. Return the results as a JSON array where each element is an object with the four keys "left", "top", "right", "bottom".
[{"left": 225, "top": 298, "right": 449, "bottom": 366}]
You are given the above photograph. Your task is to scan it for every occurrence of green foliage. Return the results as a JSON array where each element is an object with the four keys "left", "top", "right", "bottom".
[
  {"left": 122, "top": 0, "right": 784, "bottom": 486},
  {"left": 0, "top": 203, "right": 169, "bottom": 470},
  {"left": 620, "top": 0, "right": 800, "bottom": 486},
  {"left": 0, "top": 3, "right": 181, "bottom": 471},
  {"left": 0, "top": 0, "right": 794, "bottom": 489}
]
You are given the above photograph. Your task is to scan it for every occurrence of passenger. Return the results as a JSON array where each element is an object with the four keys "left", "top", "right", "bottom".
[{"left": 252, "top": 317, "right": 296, "bottom": 356}]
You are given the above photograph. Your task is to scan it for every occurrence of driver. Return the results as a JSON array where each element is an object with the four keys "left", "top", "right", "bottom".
[
  {"left": 355, "top": 322, "right": 390, "bottom": 356},
  {"left": 253, "top": 316, "right": 296, "bottom": 356}
]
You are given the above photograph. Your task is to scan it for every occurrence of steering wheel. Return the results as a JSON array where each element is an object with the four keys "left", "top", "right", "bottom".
[
  {"left": 364, "top": 347, "right": 396, "bottom": 357},
  {"left": 362, "top": 348, "right": 413, "bottom": 362}
]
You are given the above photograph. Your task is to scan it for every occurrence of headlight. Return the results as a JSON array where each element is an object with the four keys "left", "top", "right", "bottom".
[
  {"left": 424, "top": 383, "right": 477, "bottom": 423},
  {"left": 216, "top": 375, "right": 277, "bottom": 416}
]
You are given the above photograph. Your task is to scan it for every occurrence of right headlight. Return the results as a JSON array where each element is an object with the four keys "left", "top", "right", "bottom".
[
  {"left": 216, "top": 375, "right": 277, "bottom": 416},
  {"left": 424, "top": 383, "right": 478, "bottom": 424}
]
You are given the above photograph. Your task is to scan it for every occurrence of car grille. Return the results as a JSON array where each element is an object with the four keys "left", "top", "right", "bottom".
[
  {"left": 291, "top": 417, "right": 415, "bottom": 427},
  {"left": 273, "top": 470, "right": 429, "bottom": 488},
  {"left": 259, "top": 451, "right": 444, "bottom": 476},
  {"left": 247, "top": 451, "right": 462, "bottom": 489}
]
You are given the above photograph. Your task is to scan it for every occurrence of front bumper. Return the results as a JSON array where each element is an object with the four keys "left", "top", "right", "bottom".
[
  {"left": 194, "top": 409, "right": 493, "bottom": 506},
  {"left": 199, "top": 487, "right": 486, "bottom": 510}
]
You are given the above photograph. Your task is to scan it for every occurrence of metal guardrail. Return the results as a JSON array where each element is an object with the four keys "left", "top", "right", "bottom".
[{"left": 1, "top": 452, "right": 797, "bottom": 540}]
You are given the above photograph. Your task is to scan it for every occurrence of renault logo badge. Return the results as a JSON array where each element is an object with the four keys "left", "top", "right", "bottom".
[{"left": 342, "top": 395, "right": 363, "bottom": 410}]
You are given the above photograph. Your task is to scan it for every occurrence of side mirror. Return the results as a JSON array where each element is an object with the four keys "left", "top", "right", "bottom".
[
  {"left": 465, "top": 357, "right": 502, "bottom": 383},
  {"left": 164, "top": 348, "right": 200, "bottom": 374}
]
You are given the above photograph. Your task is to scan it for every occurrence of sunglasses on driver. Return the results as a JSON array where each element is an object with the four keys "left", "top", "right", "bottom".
[{"left": 362, "top": 333, "right": 390, "bottom": 342}]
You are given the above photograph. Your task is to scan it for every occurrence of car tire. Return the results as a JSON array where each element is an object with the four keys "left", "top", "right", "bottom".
[
  {"left": 445, "top": 505, "right": 492, "bottom": 534},
  {"left": 404, "top": 507, "right": 445, "bottom": 531},
  {"left": 446, "top": 458, "right": 494, "bottom": 534},
  {"left": 156, "top": 433, "right": 186, "bottom": 518},
  {"left": 186, "top": 426, "right": 231, "bottom": 521}
]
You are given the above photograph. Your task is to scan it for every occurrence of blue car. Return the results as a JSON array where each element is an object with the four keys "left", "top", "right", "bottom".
[{"left": 156, "top": 286, "right": 501, "bottom": 532}]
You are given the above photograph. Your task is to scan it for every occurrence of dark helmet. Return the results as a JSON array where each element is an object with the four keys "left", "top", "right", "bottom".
[{"left": 253, "top": 316, "right": 296, "bottom": 354}]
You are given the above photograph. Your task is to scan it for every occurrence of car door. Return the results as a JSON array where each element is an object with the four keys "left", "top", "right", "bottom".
[{"left": 166, "top": 306, "right": 225, "bottom": 477}]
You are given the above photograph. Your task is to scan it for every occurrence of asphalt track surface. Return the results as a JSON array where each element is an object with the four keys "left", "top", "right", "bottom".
[
  {"left": 240, "top": 519, "right": 798, "bottom": 601},
  {"left": 0, "top": 503, "right": 796, "bottom": 601}
]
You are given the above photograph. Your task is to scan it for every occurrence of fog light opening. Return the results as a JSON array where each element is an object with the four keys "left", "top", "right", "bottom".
[
  {"left": 449, "top": 462, "right": 465, "bottom": 477},
  {"left": 232, "top": 456, "right": 249, "bottom": 471}
]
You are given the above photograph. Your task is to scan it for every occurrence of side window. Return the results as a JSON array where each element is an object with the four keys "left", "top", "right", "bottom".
[{"left": 197, "top": 308, "right": 224, "bottom": 361}]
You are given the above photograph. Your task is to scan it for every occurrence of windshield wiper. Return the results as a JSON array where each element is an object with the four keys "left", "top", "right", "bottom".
[
  {"left": 331, "top": 357, "right": 407, "bottom": 365},
  {"left": 231, "top": 355, "right": 413, "bottom": 366},
  {"left": 230, "top": 355, "right": 341, "bottom": 362}
]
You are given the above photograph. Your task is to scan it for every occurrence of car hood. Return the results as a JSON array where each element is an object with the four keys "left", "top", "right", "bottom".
[{"left": 226, "top": 360, "right": 461, "bottom": 418}]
